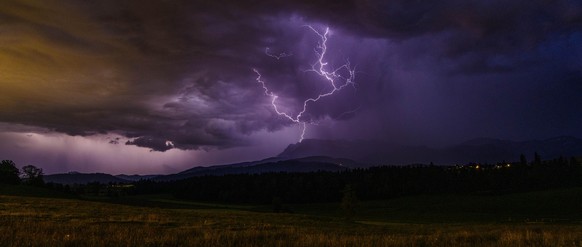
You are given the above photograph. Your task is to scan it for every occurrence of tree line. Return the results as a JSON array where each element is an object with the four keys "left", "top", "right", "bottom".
[
  {"left": 3, "top": 155, "right": 581, "bottom": 205},
  {"left": 0, "top": 160, "right": 44, "bottom": 186},
  {"left": 130, "top": 155, "right": 581, "bottom": 204}
]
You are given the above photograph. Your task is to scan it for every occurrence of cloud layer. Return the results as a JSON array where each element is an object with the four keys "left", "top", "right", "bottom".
[{"left": 0, "top": 0, "right": 581, "bottom": 154}]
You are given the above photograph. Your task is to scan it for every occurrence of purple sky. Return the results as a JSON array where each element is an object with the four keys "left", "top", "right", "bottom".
[{"left": 0, "top": 0, "right": 581, "bottom": 174}]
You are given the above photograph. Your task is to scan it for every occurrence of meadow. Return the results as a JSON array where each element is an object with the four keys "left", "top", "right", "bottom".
[{"left": 1, "top": 185, "right": 582, "bottom": 246}]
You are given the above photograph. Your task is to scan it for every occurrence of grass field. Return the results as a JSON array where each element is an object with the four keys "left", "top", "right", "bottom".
[{"left": 1, "top": 185, "right": 582, "bottom": 246}]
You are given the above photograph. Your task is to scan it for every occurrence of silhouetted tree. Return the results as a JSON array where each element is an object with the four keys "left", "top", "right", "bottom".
[
  {"left": 534, "top": 152, "right": 542, "bottom": 166},
  {"left": 520, "top": 154, "right": 527, "bottom": 166},
  {"left": 21, "top": 165, "right": 44, "bottom": 186},
  {"left": 0, "top": 160, "right": 20, "bottom": 185},
  {"left": 341, "top": 184, "right": 358, "bottom": 221},
  {"left": 570, "top": 157, "right": 580, "bottom": 166}
]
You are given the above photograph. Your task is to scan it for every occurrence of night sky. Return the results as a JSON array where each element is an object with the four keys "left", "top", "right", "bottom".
[{"left": 0, "top": 0, "right": 581, "bottom": 174}]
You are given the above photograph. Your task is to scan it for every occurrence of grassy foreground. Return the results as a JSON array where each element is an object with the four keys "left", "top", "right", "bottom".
[{"left": 1, "top": 187, "right": 582, "bottom": 246}]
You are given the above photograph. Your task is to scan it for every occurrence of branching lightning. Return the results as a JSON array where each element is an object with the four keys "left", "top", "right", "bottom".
[
  {"left": 254, "top": 26, "right": 356, "bottom": 142},
  {"left": 265, "top": 47, "right": 293, "bottom": 60}
]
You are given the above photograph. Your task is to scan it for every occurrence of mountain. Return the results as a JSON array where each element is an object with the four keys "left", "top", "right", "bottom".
[
  {"left": 46, "top": 136, "right": 582, "bottom": 184},
  {"left": 42, "top": 157, "right": 355, "bottom": 184},
  {"left": 278, "top": 136, "right": 582, "bottom": 165},
  {"left": 153, "top": 156, "right": 356, "bottom": 182},
  {"left": 44, "top": 172, "right": 130, "bottom": 185},
  {"left": 278, "top": 139, "right": 436, "bottom": 165}
]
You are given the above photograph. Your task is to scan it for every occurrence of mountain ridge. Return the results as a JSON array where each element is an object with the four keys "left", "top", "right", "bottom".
[
  {"left": 44, "top": 136, "right": 582, "bottom": 184},
  {"left": 278, "top": 136, "right": 582, "bottom": 165}
]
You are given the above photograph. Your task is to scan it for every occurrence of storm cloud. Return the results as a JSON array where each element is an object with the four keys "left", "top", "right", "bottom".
[{"left": 0, "top": 0, "right": 581, "bottom": 155}]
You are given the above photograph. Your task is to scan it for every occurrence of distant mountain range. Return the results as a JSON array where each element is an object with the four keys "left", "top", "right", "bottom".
[
  {"left": 44, "top": 136, "right": 582, "bottom": 184},
  {"left": 279, "top": 136, "right": 582, "bottom": 165},
  {"left": 44, "top": 156, "right": 356, "bottom": 184},
  {"left": 151, "top": 156, "right": 356, "bottom": 182}
]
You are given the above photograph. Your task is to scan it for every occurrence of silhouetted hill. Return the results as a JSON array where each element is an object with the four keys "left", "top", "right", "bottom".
[
  {"left": 45, "top": 136, "right": 582, "bottom": 184},
  {"left": 278, "top": 139, "right": 437, "bottom": 165},
  {"left": 278, "top": 136, "right": 582, "bottom": 165},
  {"left": 154, "top": 156, "right": 356, "bottom": 181},
  {"left": 44, "top": 172, "right": 130, "bottom": 185}
]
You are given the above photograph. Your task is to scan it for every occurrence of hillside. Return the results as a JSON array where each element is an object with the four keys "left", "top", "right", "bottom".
[
  {"left": 41, "top": 136, "right": 582, "bottom": 184},
  {"left": 154, "top": 156, "right": 355, "bottom": 181},
  {"left": 278, "top": 136, "right": 582, "bottom": 165}
]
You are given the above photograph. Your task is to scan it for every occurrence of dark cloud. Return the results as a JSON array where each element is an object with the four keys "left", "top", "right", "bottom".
[
  {"left": 126, "top": 137, "right": 173, "bottom": 152},
  {"left": 108, "top": 137, "right": 120, "bottom": 145},
  {"left": 0, "top": 0, "right": 580, "bottom": 153}
]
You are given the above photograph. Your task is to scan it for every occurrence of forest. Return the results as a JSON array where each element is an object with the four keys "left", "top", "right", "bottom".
[
  {"left": 2, "top": 155, "right": 581, "bottom": 205},
  {"left": 131, "top": 156, "right": 581, "bottom": 204}
]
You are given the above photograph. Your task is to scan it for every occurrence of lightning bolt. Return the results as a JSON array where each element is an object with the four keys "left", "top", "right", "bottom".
[
  {"left": 265, "top": 47, "right": 293, "bottom": 60},
  {"left": 253, "top": 26, "right": 356, "bottom": 142}
]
